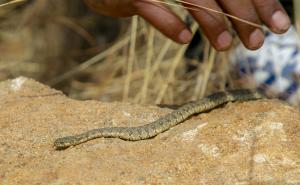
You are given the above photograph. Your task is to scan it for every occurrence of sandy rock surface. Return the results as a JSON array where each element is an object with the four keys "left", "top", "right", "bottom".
[{"left": 0, "top": 77, "right": 299, "bottom": 185}]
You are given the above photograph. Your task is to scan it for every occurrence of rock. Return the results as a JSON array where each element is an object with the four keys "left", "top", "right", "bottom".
[{"left": 0, "top": 77, "right": 299, "bottom": 185}]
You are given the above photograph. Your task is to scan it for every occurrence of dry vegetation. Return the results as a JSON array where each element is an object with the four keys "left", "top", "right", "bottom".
[{"left": 0, "top": 0, "right": 299, "bottom": 105}]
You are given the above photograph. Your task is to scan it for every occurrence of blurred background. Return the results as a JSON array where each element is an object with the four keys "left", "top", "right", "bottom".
[{"left": 0, "top": 0, "right": 299, "bottom": 105}]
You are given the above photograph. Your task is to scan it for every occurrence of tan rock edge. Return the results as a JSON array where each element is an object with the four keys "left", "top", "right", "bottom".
[{"left": 0, "top": 77, "right": 299, "bottom": 184}]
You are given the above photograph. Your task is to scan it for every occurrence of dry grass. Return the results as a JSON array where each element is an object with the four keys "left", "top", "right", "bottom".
[
  {"left": 295, "top": 0, "right": 300, "bottom": 35},
  {"left": 63, "top": 0, "right": 263, "bottom": 104},
  {"left": 1, "top": 0, "right": 295, "bottom": 105},
  {"left": 0, "top": 0, "right": 25, "bottom": 8},
  {"left": 149, "top": 0, "right": 262, "bottom": 28}
]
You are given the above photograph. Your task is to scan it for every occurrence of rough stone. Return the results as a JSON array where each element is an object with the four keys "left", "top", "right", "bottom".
[{"left": 0, "top": 77, "right": 299, "bottom": 184}]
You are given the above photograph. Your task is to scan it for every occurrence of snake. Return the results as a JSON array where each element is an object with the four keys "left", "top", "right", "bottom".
[{"left": 54, "top": 89, "right": 265, "bottom": 150}]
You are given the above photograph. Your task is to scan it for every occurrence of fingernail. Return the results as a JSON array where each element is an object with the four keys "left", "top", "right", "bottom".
[
  {"left": 178, "top": 29, "right": 192, "bottom": 44},
  {"left": 272, "top": 10, "right": 291, "bottom": 32},
  {"left": 249, "top": 29, "right": 264, "bottom": 50},
  {"left": 217, "top": 31, "right": 232, "bottom": 50}
]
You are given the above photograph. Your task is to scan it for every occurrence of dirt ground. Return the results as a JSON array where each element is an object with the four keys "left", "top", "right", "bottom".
[{"left": 0, "top": 77, "right": 299, "bottom": 184}]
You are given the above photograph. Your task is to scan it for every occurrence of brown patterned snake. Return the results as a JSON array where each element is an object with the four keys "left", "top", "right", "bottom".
[{"left": 54, "top": 89, "right": 265, "bottom": 150}]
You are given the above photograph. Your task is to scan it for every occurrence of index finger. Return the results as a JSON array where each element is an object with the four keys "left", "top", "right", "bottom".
[{"left": 134, "top": 0, "right": 193, "bottom": 44}]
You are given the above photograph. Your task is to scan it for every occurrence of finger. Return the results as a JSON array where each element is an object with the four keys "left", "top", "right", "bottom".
[
  {"left": 217, "top": 0, "right": 264, "bottom": 50},
  {"left": 252, "top": 0, "right": 290, "bottom": 33},
  {"left": 184, "top": 0, "right": 232, "bottom": 50},
  {"left": 133, "top": 0, "right": 192, "bottom": 44}
]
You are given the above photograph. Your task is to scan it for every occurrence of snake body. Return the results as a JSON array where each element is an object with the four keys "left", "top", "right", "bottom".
[{"left": 54, "top": 89, "right": 265, "bottom": 150}]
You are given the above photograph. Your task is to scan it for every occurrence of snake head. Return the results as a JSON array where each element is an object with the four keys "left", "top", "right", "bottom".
[{"left": 53, "top": 136, "right": 74, "bottom": 150}]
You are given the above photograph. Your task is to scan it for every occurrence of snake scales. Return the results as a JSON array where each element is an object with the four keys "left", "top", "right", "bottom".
[{"left": 54, "top": 89, "right": 265, "bottom": 150}]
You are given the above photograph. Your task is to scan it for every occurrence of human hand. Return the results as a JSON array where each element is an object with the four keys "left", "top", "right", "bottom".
[{"left": 84, "top": 0, "right": 291, "bottom": 50}]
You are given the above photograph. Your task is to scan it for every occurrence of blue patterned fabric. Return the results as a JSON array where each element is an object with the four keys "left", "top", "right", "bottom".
[{"left": 233, "top": 26, "right": 300, "bottom": 105}]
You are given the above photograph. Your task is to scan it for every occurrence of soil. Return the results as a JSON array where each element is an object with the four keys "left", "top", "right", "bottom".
[{"left": 0, "top": 77, "right": 299, "bottom": 184}]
